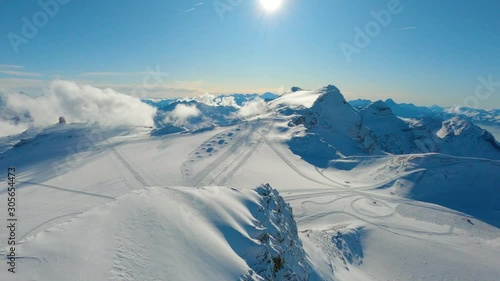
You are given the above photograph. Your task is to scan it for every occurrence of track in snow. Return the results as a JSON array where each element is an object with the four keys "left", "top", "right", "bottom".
[
  {"left": 110, "top": 147, "right": 150, "bottom": 188},
  {"left": 209, "top": 121, "right": 275, "bottom": 186},
  {"left": 182, "top": 121, "right": 269, "bottom": 187}
]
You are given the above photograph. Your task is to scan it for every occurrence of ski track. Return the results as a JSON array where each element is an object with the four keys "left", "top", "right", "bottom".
[
  {"left": 183, "top": 121, "right": 269, "bottom": 187},
  {"left": 189, "top": 124, "right": 255, "bottom": 186},
  {"left": 19, "top": 212, "right": 85, "bottom": 241},
  {"left": 210, "top": 121, "right": 275, "bottom": 186},
  {"left": 261, "top": 135, "right": 490, "bottom": 241},
  {"left": 110, "top": 146, "right": 150, "bottom": 188},
  {"left": 262, "top": 136, "right": 341, "bottom": 188},
  {"left": 180, "top": 124, "right": 251, "bottom": 181},
  {"left": 16, "top": 181, "right": 115, "bottom": 200}
]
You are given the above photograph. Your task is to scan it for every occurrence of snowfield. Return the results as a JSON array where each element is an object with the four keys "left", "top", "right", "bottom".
[
  {"left": 2, "top": 185, "right": 308, "bottom": 281},
  {"left": 0, "top": 83, "right": 499, "bottom": 280}
]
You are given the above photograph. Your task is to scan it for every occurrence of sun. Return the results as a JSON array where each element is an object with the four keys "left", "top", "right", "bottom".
[{"left": 259, "top": 0, "right": 283, "bottom": 12}]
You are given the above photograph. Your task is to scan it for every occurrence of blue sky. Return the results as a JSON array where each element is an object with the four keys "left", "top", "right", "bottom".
[{"left": 1, "top": 0, "right": 499, "bottom": 108}]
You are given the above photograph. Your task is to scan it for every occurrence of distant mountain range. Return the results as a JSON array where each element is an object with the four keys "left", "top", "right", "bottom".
[{"left": 349, "top": 98, "right": 499, "bottom": 126}]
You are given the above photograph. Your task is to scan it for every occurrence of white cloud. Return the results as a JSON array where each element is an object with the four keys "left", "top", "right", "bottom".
[
  {"left": 172, "top": 104, "right": 201, "bottom": 120},
  {"left": 238, "top": 97, "right": 268, "bottom": 118},
  {"left": 80, "top": 71, "right": 153, "bottom": 77},
  {"left": 0, "top": 64, "right": 24, "bottom": 69},
  {"left": 166, "top": 104, "right": 201, "bottom": 126},
  {"left": 215, "top": 96, "right": 239, "bottom": 107},
  {"left": 398, "top": 26, "right": 416, "bottom": 31},
  {"left": 3, "top": 80, "right": 157, "bottom": 128},
  {"left": 0, "top": 65, "right": 42, "bottom": 77},
  {"left": 0, "top": 119, "right": 29, "bottom": 137},
  {"left": 0, "top": 70, "right": 42, "bottom": 77}
]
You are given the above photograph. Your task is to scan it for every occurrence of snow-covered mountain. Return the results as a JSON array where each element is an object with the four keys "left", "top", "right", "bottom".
[
  {"left": 269, "top": 85, "right": 377, "bottom": 167},
  {"left": 275, "top": 87, "right": 499, "bottom": 165},
  {"left": 350, "top": 98, "right": 500, "bottom": 139},
  {"left": 360, "top": 101, "right": 500, "bottom": 158},
  {"left": 0, "top": 81, "right": 499, "bottom": 281},
  {"left": 444, "top": 106, "right": 500, "bottom": 125}
]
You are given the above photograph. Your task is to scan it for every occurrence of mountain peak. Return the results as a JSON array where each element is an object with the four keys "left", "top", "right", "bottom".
[
  {"left": 323, "top": 84, "right": 340, "bottom": 93},
  {"left": 314, "top": 85, "right": 347, "bottom": 107},
  {"left": 385, "top": 98, "right": 396, "bottom": 105},
  {"left": 364, "top": 100, "right": 393, "bottom": 115},
  {"left": 437, "top": 116, "right": 472, "bottom": 137}
]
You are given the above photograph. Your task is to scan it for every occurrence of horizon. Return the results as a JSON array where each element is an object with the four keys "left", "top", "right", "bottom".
[
  {"left": 3, "top": 81, "right": 498, "bottom": 110},
  {"left": 1, "top": 0, "right": 499, "bottom": 109}
]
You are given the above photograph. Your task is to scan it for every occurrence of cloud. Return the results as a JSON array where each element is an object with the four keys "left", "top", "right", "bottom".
[
  {"left": 0, "top": 119, "right": 29, "bottom": 137},
  {"left": 3, "top": 80, "right": 157, "bottom": 128},
  {"left": 398, "top": 26, "right": 416, "bottom": 31},
  {"left": 179, "top": 7, "right": 196, "bottom": 14},
  {"left": 166, "top": 104, "right": 201, "bottom": 126},
  {"left": 0, "top": 64, "right": 24, "bottom": 69},
  {"left": 0, "top": 65, "right": 43, "bottom": 77},
  {"left": 238, "top": 97, "right": 268, "bottom": 118},
  {"left": 80, "top": 71, "right": 154, "bottom": 77},
  {"left": 178, "top": 2, "right": 204, "bottom": 15},
  {"left": 216, "top": 96, "right": 238, "bottom": 107},
  {"left": 0, "top": 70, "right": 42, "bottom": 77}
]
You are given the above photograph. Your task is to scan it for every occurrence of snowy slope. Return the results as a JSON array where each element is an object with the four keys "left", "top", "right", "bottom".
[
  {"left": 272, "top": 86, "right": 377, "bottom": 167},
  {"left": 0, "top": 83, "right": 499, "bottom": 281},
  {"left": 359, "top": 101, "right": 418, "bottom": 154},
  {"left": 359, "top": 101, "right": 500, "bottom": 158},
  {"left": 0, "top": 184, "right": 309, "bottom": 281},
  {"left": 436, "top": 116, "right": 500, "bottom": 157}
]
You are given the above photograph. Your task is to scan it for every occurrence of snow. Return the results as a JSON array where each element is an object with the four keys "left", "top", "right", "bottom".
[
  {"left": 7, "top": 187, "right": 252, "bottom": 280},
  {"left": 269, "top": 87, "right": 326, "bottom": 109},
  {"left": 0, "top": 183, "right": 309, "bottom": 280},
  {"left": 350, "top": 98, "right": 500, "bottom": 140},
  {"left": 0, "top": 84, "right": 499, "bottom": 280}
]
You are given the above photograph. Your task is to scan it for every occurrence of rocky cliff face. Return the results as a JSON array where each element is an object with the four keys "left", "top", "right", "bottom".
[{"left": 245, "top": 184, "right": 310, "bottom": 281}]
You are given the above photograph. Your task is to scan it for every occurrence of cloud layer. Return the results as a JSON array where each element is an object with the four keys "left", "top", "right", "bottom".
[{"left": 1, "top": 80, "right": 157, "bottom": 133}]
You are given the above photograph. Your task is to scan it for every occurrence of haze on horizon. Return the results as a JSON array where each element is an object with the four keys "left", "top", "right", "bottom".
[{"left": 1, "top": 0, "right": 499, "bottom": 109}]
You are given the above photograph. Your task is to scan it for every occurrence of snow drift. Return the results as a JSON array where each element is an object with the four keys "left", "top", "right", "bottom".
[{"left": 1, "top": 184, "right": 309, "bottom": 281}]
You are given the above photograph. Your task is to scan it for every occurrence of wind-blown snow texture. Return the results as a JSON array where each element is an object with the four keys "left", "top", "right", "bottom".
[{"left": 0, "top": 184, "right": 307, "bottom": 281}]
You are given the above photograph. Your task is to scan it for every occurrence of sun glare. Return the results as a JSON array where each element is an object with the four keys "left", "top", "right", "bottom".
[{"left": 260, "top": 0, "right": 283, "bottom": 12}]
